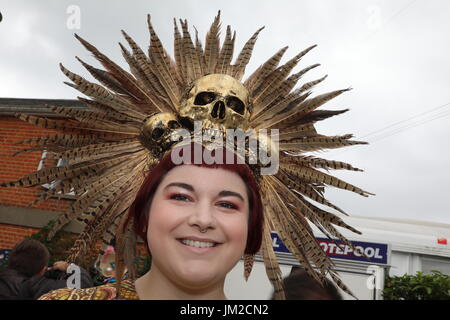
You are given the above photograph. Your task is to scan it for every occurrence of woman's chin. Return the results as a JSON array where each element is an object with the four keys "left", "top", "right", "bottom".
[
  {"left": 179, "top": 269, "right": 219, "bottom": 286},
  {"left": 169, "top": 264, "right": 224, "bottom": 289}
]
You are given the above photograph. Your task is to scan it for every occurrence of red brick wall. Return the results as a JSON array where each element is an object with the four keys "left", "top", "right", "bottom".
[
  {"left": 0, "top": 117, "right": 71, "bottom": 212},
  {"left": 0, "top": 223, "right": 39, "bottom": 249},
  {"left": 0, "top": 116, "right": 73, "bottom": 249},
  {"left": 0, "top": 116, "right": 147, "bottom": 257}
]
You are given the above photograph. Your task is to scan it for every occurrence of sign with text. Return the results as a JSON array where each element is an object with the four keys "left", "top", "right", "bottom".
[{"left": 271, "top": 232, "right": 389, "bottom": 265}]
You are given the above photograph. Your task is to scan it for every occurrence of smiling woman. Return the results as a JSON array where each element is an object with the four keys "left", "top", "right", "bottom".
[
  {"left": 38, "top": 143, "right": 264, "bottom": 300},
  {"left": 127, "top": 143, "right": 263, "bottom": 299},
  {"left": 131, "top": 147, "right": 264, "bottom": 299}
]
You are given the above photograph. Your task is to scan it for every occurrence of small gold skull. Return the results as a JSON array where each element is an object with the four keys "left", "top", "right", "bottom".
[
  {"left": 140, "top": 112, "right": 181, "bottom": 155},
  {"left": 179, "top": 74, "right": 250, "bottom": 131}
]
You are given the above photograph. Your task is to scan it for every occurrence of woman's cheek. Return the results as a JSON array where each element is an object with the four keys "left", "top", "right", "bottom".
[
  {"left": 146, "top": 201, "right": 174, "bottom": 246},
  {"left": 225, "top": 214, "right": 248, "bottom": 250}
]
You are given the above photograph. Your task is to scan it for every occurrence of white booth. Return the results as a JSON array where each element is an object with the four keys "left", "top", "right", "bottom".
[{"left": 224, "top": 216, "right": 450, "bottom": 300}]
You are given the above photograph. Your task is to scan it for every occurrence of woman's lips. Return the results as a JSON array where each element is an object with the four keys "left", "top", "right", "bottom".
[
  {"left": 180, "top": 239, "right": 216, "bottom": 248},
  {"left": 176, "top": 237, "right": 222, "bottom": 252}
]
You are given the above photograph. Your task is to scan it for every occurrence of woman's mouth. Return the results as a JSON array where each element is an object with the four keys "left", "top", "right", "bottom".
[{"left": 177, "top": 238, "right": 221, "bottom": 249}]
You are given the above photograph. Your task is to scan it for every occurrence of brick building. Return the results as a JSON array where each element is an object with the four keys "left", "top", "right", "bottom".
[{"left": 0, "top": 98, "right": 86, "bottom": 250}]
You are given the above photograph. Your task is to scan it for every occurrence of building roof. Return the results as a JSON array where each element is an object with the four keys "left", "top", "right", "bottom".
[
  {"left": 0, "top": 97, "right": 85, "bottom": 117},
  {"left": 312, "top": 215, "right": 450, "bottom": 258}
]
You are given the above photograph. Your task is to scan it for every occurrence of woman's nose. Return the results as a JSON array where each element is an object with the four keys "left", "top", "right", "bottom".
[{"left": 187, "top": 201, "right": 217, "bottom": 231}]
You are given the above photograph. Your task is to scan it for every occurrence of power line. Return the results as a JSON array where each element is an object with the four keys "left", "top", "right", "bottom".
[
  {"left": 360, "top": 102, "right": 450, "bottom": 139},
  {"left": 322, "top": 0, "right": 427, "bottom": 157},
  {"left": 325, "top": 101, "right": 450, "bottom": 157},
  {"left": 369, "top": 107, "right": 450, "bottom": 143}
]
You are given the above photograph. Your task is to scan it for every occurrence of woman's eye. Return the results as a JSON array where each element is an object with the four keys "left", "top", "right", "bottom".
[
  {"left": 171, "top": 194, "right": 190, "bottom": 201},
  {"left": 217, "top": 202, "right": 238, "bottom": 210}
]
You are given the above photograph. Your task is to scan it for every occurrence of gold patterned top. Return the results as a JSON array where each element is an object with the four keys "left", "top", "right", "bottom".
[{"left": 37, "top": 279, "right": 139, "bottom": 300}]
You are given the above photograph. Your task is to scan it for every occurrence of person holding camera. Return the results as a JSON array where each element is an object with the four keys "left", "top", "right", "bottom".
[{"left": 0, "top": 239, "right": 93, "bottom": 300}]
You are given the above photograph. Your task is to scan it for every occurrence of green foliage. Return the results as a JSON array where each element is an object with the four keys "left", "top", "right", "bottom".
[
  {"left": 0, "top": 220, "right": 77, "bottom": 272},
  {"left": 383, "top": 270, "right": 450, "bottom": 300},
  {"left": 26, "top": 220, "right": 78, "bottom": 267}
]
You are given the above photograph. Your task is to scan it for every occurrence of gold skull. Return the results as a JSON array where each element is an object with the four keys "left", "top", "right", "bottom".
[
  {"left": 140, "top": 112, "right": 181, "bottom": 155},
  {"left": 179, "top": 74, "right": 250, "bottom": 131}
]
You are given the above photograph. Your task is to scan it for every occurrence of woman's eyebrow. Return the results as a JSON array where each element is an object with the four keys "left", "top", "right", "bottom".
[
  {"left": 164, "top": 182, "right": 194, "bottom": 192},
  {"left": 218, "top": 190, "right": 245, "bottom": 202},
  {"left": 165, "top": 183, "right": 244, "bottom": 201}
]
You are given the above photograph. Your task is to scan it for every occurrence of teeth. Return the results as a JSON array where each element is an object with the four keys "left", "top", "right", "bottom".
[{"left": 181, "top": 239, "right": 216, "bottom": 248}]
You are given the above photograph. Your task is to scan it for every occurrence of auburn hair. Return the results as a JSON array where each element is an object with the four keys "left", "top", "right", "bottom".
[{"left": 128, "top": 143, "right": 264, "bottom": 255}]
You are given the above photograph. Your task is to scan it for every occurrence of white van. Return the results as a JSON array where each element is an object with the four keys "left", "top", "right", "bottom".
[{"left": 224, "top": 216, "right": 450, "bottom": 300}]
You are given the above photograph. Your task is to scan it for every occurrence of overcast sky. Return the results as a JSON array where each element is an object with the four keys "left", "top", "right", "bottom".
[{"left": 1, "top": 0, "right": 449, "bottom": 225}]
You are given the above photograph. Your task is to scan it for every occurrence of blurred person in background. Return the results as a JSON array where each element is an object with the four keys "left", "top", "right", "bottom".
[
  {"left": 0, "top": 239, "right": 92, "bottom": 299},
  {"left": 271, "top": 268, "right": 343, "bottom": 300}
]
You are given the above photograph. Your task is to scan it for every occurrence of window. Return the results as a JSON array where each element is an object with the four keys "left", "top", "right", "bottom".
[
  {"left": 421, "top": 255, "right": 450, "bottom": 275},
  {"left": 38, "top": 150, "right": 75, "bottom": 197}
]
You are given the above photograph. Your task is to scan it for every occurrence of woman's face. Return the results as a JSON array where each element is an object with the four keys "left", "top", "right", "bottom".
[{"left": 146, "top": 165, "right": 249, "bottom": 290}]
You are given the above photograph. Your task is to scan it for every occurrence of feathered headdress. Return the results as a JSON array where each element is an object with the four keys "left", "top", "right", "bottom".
[{"left": 1, "top": 11, "right": 373, "bottom": 298}]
